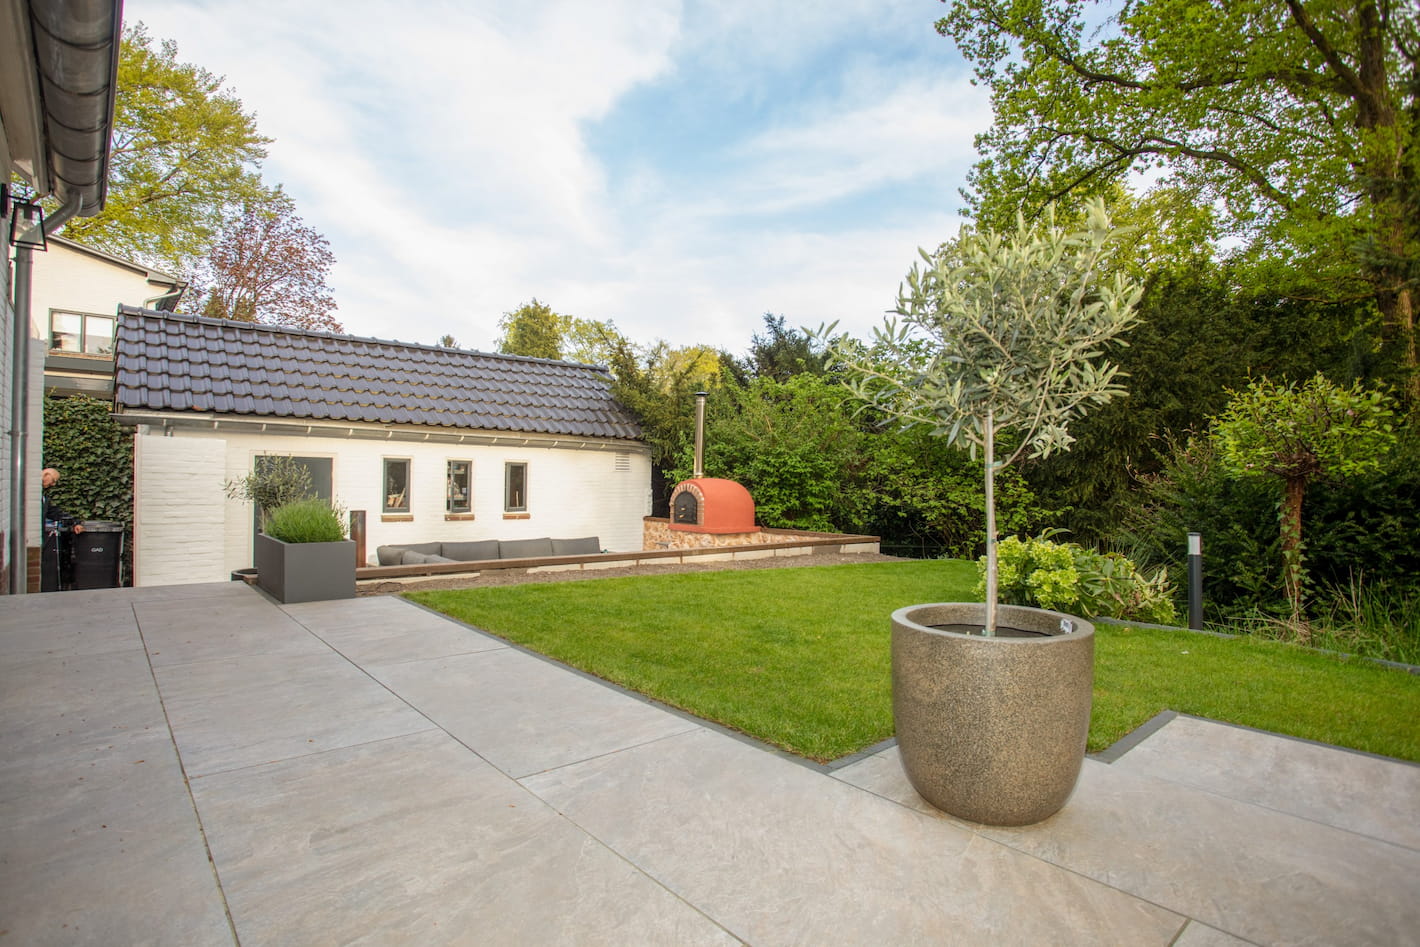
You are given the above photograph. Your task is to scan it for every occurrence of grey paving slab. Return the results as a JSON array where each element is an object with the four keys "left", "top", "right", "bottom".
[
  {"left": 156, "top": 649, "right": 436, "bottom": 777},
  {"left": 0, "top": 624, "right": 232, "bottom": 945},
  {"left": 134, "top": 602, "right": 332, "bottom": 669},
  {"left": 849, "top": 745, "right": 1420, "bottom": 946},
  {"left": 287, "top": 597, "right": 509, "bottom": 666},
  {"left": 1111, "top": 713, "right": 1420, "bottom": 849},
  {"left": 1172, "top": 922, "right": 1259, "bottom": 947},
  {"left": 522, "top": 727, "right": 1186, "bottom": 945},
  {"left": 368, "top": 646, "right": 700, "bottom": 778},
  {"left": 192, "top": 728, "right": 738, "bottom": 946}
]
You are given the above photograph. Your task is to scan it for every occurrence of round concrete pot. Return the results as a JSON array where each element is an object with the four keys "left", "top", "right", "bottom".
[{"left": 891, "top": 602, "right": 1094, "bottom": 826}]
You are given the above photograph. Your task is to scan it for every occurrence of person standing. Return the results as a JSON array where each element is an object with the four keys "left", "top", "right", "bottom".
[{"left": 40, "top": 468, "right": 82, "bottom": 592}]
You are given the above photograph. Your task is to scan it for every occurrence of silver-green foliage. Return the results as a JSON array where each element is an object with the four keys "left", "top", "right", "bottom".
[
  {"left": 823, "top": 198, "right": 1145, "bottom": 632},
  {"left": 223, "top": 455, "right": 314, "bottom": 526}
]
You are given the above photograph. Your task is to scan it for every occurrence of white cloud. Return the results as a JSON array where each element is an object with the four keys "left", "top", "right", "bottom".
[{"left": 130, "top": 0, "right": 985, "bottom": 355}]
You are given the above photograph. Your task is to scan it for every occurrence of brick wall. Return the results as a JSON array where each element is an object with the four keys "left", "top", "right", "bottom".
[{"left": 133, "top": 434, "right": 228, "bottom": 586}]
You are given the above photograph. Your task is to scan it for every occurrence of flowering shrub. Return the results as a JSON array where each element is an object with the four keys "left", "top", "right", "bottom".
[{"left": 979, "top": 534, "right": 1177, "bottom": 625}]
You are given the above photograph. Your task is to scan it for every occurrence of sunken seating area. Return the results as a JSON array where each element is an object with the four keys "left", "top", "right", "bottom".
[{"left": 375, "top": 536, "right": 602, "bottom": 567}]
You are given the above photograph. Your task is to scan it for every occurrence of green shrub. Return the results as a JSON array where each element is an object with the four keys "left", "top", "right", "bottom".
[
  {"left": 263, "top": 499, "right": 346, "bottom": 544},
  {"left": 980, "top": 534, "right": 1177, "bottom": 625},
  {"left": 224, "top": 455, "right": 315, "bottom": 525}
]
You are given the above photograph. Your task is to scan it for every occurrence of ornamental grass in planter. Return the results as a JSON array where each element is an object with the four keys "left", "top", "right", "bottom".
[
  {"left": 254, "top": 499, "right": 355, "bottom": 604},
  {"left": 822, "top": 198, "right": 1145, "bottom": 825}
]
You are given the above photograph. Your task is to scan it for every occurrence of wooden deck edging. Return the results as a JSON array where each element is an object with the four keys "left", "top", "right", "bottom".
[{"left": 355, "top": 529, "right": 881, "bottom": 582}]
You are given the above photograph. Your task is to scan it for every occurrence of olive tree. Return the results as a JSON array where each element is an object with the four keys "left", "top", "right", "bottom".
[
  {"left": 823, "top": 199, "right": 1144, "bottom": 634},
  {"left": 1212, "top": 374, "right": 1396, "bottom": 622}
]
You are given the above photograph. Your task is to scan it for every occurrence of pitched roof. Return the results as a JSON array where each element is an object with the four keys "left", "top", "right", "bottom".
[{"left": 113, "top": 308, "right": 643, "bottom": 441}]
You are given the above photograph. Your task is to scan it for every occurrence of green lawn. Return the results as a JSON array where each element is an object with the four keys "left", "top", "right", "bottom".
[{"left": 407, "top": 559, "right": 1420, "bottom": 764}]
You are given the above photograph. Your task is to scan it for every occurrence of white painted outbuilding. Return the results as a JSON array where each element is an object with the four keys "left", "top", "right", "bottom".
[{"left": 113, "top": 309, "right": 651, "bottom": 586}]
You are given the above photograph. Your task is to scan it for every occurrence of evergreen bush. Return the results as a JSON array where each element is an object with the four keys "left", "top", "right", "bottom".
[{"left": 263, "top": 499, "right": 346, "bottom": 544}]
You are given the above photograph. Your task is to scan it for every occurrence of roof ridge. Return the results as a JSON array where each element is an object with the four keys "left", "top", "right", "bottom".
[{"left": 115, "top": 306, "right": 610, "bottom": 372}]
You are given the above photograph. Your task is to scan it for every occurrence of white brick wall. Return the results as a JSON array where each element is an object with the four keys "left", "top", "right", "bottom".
[
  {"left": 130, "top": 424, "right": 652, "bottom": 583},
  {"left": 132, "top": 435, "right": 228, "bottom": 586}
]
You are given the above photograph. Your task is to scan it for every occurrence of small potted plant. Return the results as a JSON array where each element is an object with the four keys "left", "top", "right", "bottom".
[
  {"left": 823, "top": 198, "right": 1143, "bottom": 825},
  {"left": 252, "top": 498, "right": 355, "bottom": 604}
]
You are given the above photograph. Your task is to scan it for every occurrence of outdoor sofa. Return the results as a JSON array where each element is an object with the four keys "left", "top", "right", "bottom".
[{"left": 375, "top": 536, "right": 602, "bottom": 566}]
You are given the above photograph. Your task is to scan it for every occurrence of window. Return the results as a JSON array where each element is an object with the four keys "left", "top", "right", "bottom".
[
  {"left": 504, "top": 462, "right": 528, "bottom": 513},
  {"left": 383, "top": 458, "right": 411, "bottom": 513},
  {"left": 446, "top": 460, "right": 471, "bottom": 514},
  {"left": 50, "top": 311, "right": 115, "bottom": 355}
]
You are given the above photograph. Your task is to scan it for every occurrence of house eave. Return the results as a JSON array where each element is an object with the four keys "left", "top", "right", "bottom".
[{"left": 113, "top": 411, "right": 652, "bottom": 454}]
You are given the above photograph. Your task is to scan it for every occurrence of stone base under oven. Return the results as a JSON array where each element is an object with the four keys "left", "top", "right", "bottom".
[{"left": 644, "top": 520, "right": 781, "bottom": 550}]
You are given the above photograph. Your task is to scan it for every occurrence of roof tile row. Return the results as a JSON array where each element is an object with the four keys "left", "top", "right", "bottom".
[{"left": 112, "top": 309, "right": 643, "bottom": 441}]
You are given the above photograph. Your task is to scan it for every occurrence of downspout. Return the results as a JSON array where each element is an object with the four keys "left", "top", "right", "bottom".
[{"left": 9, "top": 194, "right": 82, "bottom": 594}]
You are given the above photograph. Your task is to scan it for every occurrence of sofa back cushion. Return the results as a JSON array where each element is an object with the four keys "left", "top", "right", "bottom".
[
  {"left": 499, "top": 537, "right": 555, "bottom": 559},
  {"left": 375, "top": 542, "right": 441, "bottom": 565},
  {"left": 440, "top": 539, "right": 501, "bottom": 562},
  {"left": 551, "top": 536, "right": 601, "bottom": 556},
  {"left": 402, "top": 550, "right": 457, "bottom": 565}
]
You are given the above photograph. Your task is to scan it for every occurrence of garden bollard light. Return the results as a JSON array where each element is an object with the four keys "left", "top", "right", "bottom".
[{"left": 1188, "top": 531, "right": 1203, "bottom": 630}]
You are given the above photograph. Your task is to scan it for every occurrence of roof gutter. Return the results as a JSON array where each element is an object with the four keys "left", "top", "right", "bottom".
[{"left": 7, "top": 0, "right": 123, "bottom": 595}]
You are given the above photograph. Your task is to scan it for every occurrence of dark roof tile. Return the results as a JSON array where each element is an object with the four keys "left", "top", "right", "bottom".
[{"left": 112, "top": 308, "right": 643, "bottom": 441}]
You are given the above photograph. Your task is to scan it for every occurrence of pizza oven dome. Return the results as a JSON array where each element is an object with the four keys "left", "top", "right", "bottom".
[{"left": 668, "top": 477, "right": 756, "bottom": 534}]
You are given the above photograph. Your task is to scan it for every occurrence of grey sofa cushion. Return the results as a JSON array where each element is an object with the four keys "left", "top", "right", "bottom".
[
  {"left": 499, "top": 537, "right": 555, "bottom": 559},
  {"left": 401, "top": 550, "right": 456, "bottom": 565},
  {"left": 551, "top": 536, "right": 601, "bottom": 556},
  {"left": 440, "top": 539, "right": 501, "bottom": 562},
  {"left": 375, "top": 544, "right": 405, "bottom": 566}
]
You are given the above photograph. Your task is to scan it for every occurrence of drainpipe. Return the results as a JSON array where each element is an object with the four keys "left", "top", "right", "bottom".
[
  {"left": 692, "top": 391, "right": 707, "bottom": 479},
  {"left": 9, "top": 195, "right": 82, "bottom": 594}
]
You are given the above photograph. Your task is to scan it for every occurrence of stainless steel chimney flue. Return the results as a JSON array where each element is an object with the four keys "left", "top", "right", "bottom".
[{"left": 693, "top": 391, "right": 708, "bottom": 478}]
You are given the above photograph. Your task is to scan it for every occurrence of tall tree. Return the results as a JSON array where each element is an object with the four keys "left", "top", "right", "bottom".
[
  {"left": 58, "top": 23, "right": 278, "bottom": 273},
  {"left": 497, "top": 299, "right": 565, "bottom": 359},
  {"left": 742, "top": 313, "right": 827, "bottom": 381},
  {"left": 194, "top": 199, "right": 341, "bottom": 332},
  {"left": 940, "top": 0, "right": 1420, "bottom": 399}
]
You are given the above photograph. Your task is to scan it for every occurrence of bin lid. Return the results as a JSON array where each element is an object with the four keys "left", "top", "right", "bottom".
[{"left": 80, "top": 521, "right": 125, "bottom": 531}]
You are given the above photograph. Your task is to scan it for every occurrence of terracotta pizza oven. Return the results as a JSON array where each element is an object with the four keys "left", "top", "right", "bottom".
[
  {"left": 667, "top": 391, "right": 757, "bottom": 534},
  {"left": 669, "top": 477, "right": 756, "bottom": 533}
]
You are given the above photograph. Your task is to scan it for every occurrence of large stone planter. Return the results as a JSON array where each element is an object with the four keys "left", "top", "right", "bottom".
[
  {"left": 892, "top": 602, "right": 1094, "bottom": 826},
  {"left": 253, "top": 533, "right": 355, "bottom": 604}
]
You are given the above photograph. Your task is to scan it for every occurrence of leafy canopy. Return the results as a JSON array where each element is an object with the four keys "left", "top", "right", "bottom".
[
  {"left": 195, "top": 198, "right": 342, "bottom": 331},
  {"left": 824, "top": 198, "right": 1144, "bottom": 468},
  {"left": 59, "top": 23, "right": 277, "bottom": 273},
  {"left": 940, "top": 0, "right": 1420, "bottom": 396}
]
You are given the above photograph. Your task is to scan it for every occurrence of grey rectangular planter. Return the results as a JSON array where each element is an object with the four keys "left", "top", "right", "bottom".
[{"left": 253, "top": 533, "right": 356, "bottom": 604}]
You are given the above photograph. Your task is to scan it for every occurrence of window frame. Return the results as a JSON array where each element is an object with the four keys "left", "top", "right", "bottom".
[
  {"left": 48, "top": 309, "right": 116, "bottom": 356},
  {"left": 446, "top": 459, "right": 472, "bottom": 514},
  {"left": 504, "top": 461, "right": 528, "bottom": 513},
  {"left": 383, "top": 457, "right": 412, "bottom": 514}
]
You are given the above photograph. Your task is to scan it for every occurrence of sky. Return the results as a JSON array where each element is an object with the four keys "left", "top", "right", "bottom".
[{"left": 133, "top": 0, "right": 990, "bottom": 358}]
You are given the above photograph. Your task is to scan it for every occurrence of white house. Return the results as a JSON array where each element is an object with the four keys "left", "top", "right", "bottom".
[{"left": 111, "top": 308, "right": 653, "bottom": 586}]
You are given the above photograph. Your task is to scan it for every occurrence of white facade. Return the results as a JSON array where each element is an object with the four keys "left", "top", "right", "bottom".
[
  {"left": 24, "top": 238, "right": 180, "bottom": 545},
  {"left": 130, "top": 420, "right": 652, "bottom": 586}
]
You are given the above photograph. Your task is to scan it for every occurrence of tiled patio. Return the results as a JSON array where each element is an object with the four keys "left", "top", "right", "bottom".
[{"left": 2, "top": 582, "right": 1416, "bottom": 945}]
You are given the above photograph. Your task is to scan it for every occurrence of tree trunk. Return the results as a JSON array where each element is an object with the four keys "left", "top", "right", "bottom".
[
  {"left": 984, "top": 409, "right": 998, "bottom": 636},
  {"left": 1280, "top": 476, "right": 1307, "bottom": 622}
]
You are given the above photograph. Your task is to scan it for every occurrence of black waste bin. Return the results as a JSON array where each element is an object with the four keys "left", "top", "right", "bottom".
[{"left": 73, "top": 521, "right": 125, "bottom": 589}]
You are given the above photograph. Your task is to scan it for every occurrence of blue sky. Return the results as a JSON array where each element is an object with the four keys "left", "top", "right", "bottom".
[{"left": 134, "top": 0, "right": 989, "bottom": 357}]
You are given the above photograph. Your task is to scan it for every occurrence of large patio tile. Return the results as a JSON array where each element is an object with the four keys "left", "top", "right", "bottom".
[
  {"left": 0, "top": 654, "right": 231, "bottom": 945},
  {"left": 367, "top": 647, "right": 699, "bottom": 778},
  {"left": 191, "top": 729, "right": 737, "bottom": 946},
  {"left": 1111, "top": 714, "right": 1420, "bottom": 849},
  {"left": 290, "top": 598, "right": 508, "bottom": 666},
  {"left": 135, "top": 601, "right": 334, "bottom": 667},
  {"left": 156, "top": 650, "right": 435, "bottom": 777},
  {"left": 841, "top": 742, "right": 1420, "bottom": 944},
  {"left": 522, "top": 728, "right": 1186, "bottom": 945},
  {"left": 0, "top": 649, "right": 166, "bottom": 778}
]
